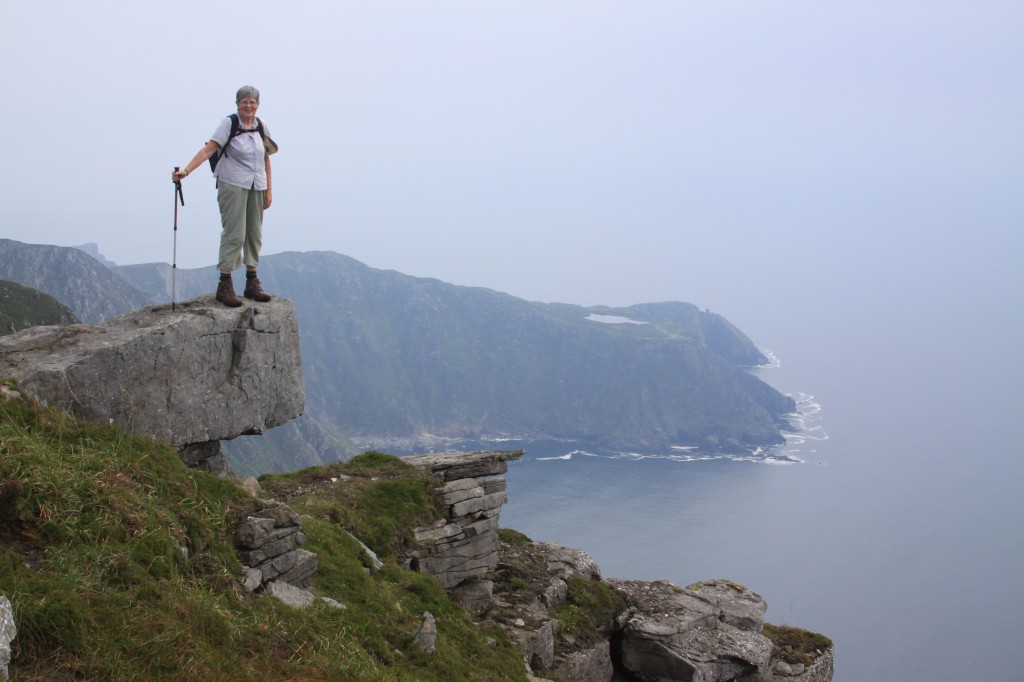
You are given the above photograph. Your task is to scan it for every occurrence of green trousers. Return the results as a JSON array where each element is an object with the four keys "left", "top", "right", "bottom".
[{"left": 216, "top": 182, "right": 265, "bottom": 272}]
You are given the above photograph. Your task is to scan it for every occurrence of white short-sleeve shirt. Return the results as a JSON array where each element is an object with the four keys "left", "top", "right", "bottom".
[{"left": 210, "top": 116, "right": 269, "bottom": 190}]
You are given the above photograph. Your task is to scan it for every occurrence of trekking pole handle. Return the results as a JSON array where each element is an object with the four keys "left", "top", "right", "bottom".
[{"left": 173, "top": 167, "right": 185, "bottom": 206}]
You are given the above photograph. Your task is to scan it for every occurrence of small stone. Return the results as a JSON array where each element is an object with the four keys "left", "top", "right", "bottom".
[
  {"left": 264, "top": 580, "right": 315, "bottom": 609},
  {"left": 413, "top": 612, "right": 437, "bottom": 652},
  {"left": 320, "top": 597, "right": 347, "bottom": 610},
  {"left": 774, "top": 660, "right": 805, "bottom": 676},
  {"left": 240, "top": 567, "right": 263, "bottom": 592},
  {"left": 450, "top": 579, "right": 494, "bottom": 616},
  {"left": 236, "top": 476, "right": 261, "bottom": 498}
]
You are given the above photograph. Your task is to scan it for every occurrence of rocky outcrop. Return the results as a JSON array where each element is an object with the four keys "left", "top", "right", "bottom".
[
  {"left": 235, "top": 499, "right": 317, "bottom": 590},
  {"left": 391, "top": 454, "right": 828, "bottom": 681},
  {"left": 772, "top": 651, "right": 834, "bottom": 682},
  {"left": 611, "top": 579, "right": 773, "bottom": 681},
  {"left": 115, "top": 249, "right": 796, "bottom": 463},
  {"left": 0, "top": 295, "right": 304, "bottom": 469},
  {"left": 486, "top": 536, "right": 616, "bottom": 681},
  {"left": 606, "top": 578, "right": 835, "bottom": 682},
  {"left": 482, "top": 534, "right": 833, "bottom": 682},
  {"left": 403, "top": 450, "right": 523, "bottom": 593}
]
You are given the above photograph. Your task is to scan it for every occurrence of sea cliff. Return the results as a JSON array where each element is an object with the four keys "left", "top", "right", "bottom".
[{"left": 0, "top": 296, "right": 831, "bottom": 680}]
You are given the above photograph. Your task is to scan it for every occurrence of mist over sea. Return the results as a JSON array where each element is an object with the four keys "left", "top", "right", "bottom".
[{"left": 471, "top": 283, "right": 1024, "bottom": 682}]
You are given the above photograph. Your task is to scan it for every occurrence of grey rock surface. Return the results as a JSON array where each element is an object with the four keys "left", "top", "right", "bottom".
[
  {"left": 240, "top": 567, "right": 263, "bottom": 593},
  {"left": 235, "top": 499, "right": 318, "bottom": 589},
  {"left": 508, "top": 616, "right": 557, "bottom": 672},
  {"left": 405, "top": 449, "right": 524, "bottom": 482},
  {"left": 450, "top": 579, "right": 495, "bottom": 617},
  {"left": 772, "top": 649, "right": 835, "bottom": 682},
  {"left": 0, "top": 295, "right": 304, "bottom": 451},
  {"left": 414, "top": 612, "right": 437, "bottom": 652},
  {"left": 320, "top": 596, "right": 347, "bottom": 610},
  {"left": 610, "top": 579, "right": 774, "bottom": 682},
  {"left": 555, "top": 641, "right": 614, "bottom": 682},
  {"left": 265, "top": 580, "right": 315, "bottom": 609},
  {"left": 0, "top": 596, "right": 14, "bottom": 682},
  {"left": 344, "top": 530, "right": 384, "bottom": 570},
  {"left": 536, "top": 543, "right": 602, "bottom": 581}
]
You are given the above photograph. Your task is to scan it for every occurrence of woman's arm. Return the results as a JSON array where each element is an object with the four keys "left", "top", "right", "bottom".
[
  {"left": 263, "top": 154, "right": 273, "bottom": 209},
  {"left": 171, "top": 140, "right": 220, "bottom": 182}
]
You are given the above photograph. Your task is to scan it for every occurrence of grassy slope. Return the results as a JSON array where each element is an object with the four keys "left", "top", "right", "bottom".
[
  {"left": 0, "top": 280, "right": 77, "bottom": 335},
  {"left": 0, "top": 394, "right": 525, "bottom": 681}
]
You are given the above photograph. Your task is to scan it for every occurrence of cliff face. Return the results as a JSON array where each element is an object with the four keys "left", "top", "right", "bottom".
[
  {"left": 0, "top": 280, "right": 79, "bottom": 335},
  {"left": 360, "top": 450, "right": 836, "bottom": 682},
  {"left": 0, "top": 295, "right": 305, "bottom": 468},
  {"left": 115, "top": 250, "right": 795, "bottom": 459},
  {"left": 0, "top": 294, "right": 832, "bottom": 681},
  {"left": 0, "top": 240, "right": 147, "bottom": 324},
  {"left": 0, "top": 239, "right": 797, "bottom": 473}
]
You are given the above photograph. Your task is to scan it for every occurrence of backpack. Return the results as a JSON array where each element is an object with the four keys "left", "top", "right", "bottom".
[{"left": 208, "top": 114, "right": 276, "bottom": 171}]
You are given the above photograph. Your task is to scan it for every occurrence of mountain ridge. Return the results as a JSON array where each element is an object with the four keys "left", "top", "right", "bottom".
[{"left": 0, "top": 239, "right": 796, "bottom": 474}]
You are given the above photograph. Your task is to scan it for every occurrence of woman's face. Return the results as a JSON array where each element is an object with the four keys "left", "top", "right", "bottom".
[{"left": 237, "top": 96, "right": 259, "bottom": 119}]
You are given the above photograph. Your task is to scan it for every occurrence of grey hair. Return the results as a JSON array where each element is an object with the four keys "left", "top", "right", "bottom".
[{"left": 235, "top": 85, "right": 260, "bottom": 103}]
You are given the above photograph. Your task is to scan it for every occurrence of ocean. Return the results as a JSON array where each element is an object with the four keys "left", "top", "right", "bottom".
[{"left": 469, "top": 294, "right": 1023, "bottom": 681}]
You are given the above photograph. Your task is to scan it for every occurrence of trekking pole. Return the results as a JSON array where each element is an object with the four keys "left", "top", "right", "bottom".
[{"left": 172, "top": 167, "right": 185, "bottom": 310}]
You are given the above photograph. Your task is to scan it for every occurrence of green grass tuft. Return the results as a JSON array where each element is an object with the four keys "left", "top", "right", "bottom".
[
  {"left": 497, "top": 528, "right": 532, "bottom": 546},
  {"left": 552, "top": 576, "right": 627, "bottom": 643},
  {"left": 763, "top": 622, "right": 833, "bottom": 666}
]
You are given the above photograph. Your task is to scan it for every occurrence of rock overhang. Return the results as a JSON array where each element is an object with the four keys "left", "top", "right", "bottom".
[{"left": 0, "top": 295, "right": 305, "bottom": 452}]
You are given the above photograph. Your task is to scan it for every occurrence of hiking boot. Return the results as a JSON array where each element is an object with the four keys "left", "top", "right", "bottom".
[
  {"left": 215, "top": 279, "right": 243, "bottom": 307},
  {"left": 244, "top": 276, "right": 272, "bottom": 302}
]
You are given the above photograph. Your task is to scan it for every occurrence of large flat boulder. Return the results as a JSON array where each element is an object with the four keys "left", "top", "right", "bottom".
[
  {"left": 0, "top": 295, "right": 304, "bottom": 449},
  {"left": 610, "top": 579, "right": 774, "bottom": 682}
]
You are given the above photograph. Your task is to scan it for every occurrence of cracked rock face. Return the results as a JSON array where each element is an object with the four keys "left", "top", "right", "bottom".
[
  {"left": 0, "top": 295, "right": 304, "bottom": 450},
  {"left": 610, "top": 579, "right": 774, "bottom": 682}
]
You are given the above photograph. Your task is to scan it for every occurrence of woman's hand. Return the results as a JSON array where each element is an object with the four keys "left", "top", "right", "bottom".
[
  {"left": 264, "top": 189, "right": 273, "bottom": 210},
  {"left": 173, "top": 141, "right": 219, "bottom": 183}
]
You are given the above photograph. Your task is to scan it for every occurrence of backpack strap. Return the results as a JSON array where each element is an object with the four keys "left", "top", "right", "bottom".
[
  {"left": 208, "top": 114, "right": 273, "bottom": 171},
  {"left": 222, "top": 115, "right": 266, "bottom": 158},
  {"left": 220, "top": 114, "right": 243, "bottom": 162}
]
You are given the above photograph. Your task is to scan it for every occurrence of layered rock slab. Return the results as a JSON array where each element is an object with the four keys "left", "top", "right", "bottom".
[
  {"left": 404, "top": 450, "right": 523, "bottom": 590},
  {"left": 610, "top": 579, "right": 774, "bottom": 682},
  {"left": 235, "top": 499, "right": 317, "bottom": 589},
  {"left": 0, "top": 295, "right": 304, "bottom": 450}
]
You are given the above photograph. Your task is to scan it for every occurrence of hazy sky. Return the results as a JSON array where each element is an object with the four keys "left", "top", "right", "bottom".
[{"left": 2, "top": 1, "right": 1021, "bottom": 335}]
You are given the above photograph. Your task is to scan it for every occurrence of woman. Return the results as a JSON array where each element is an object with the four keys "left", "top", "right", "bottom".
[{"left": 171, "top": 85, "right": 275, "bottom": 307}]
